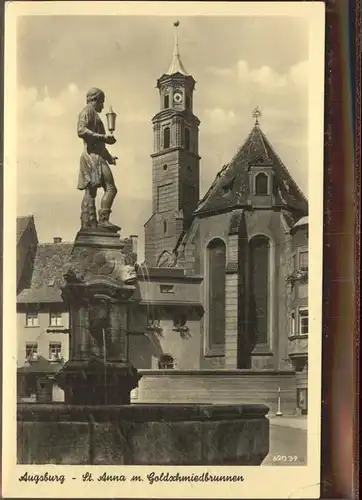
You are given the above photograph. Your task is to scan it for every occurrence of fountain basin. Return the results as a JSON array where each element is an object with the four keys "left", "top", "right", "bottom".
[{"left": 17, "top": 403, "right": 269, "bottom": 465}]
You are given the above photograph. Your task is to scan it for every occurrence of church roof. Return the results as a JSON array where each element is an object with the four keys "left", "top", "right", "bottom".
[{"left": 195, "top": 122, "right": 308, "bottom": 215}]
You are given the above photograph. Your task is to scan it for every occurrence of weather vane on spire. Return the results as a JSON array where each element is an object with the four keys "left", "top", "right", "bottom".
[{"left": 252, "top": 106, "right": 262, "bottom": 126}]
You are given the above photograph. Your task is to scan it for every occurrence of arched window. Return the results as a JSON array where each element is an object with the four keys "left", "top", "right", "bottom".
[
  {"left": 164, "top": 95, "right": 169, "bottom": 109},
  {"left": 255, "top": 172, "right": 269, "bottom": 195},
  {"left": 207, "top": 239, "right": 226, "bottom": 351},
  {"left": 163, "top": 127, "right": 170, "bottom": 149},
  {"left": 249, "top": 235, "right": 270, "bottom": 345},
  {"left": 184, "top": 128, "right": 190, "bottom": 150}
]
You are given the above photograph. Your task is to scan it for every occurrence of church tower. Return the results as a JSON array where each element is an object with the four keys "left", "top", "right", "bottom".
[{"left": 144, "top": 21, "right": 200, "bottom": 267}]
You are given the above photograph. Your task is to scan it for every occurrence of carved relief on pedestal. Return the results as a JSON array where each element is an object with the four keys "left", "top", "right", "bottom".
[{"left": 63, "top": 248, "right": 137, "bottom": 288}]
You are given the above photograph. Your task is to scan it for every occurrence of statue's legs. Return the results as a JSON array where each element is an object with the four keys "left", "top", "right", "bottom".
[
  {"left": 99, "top": 164, "right": 118, "bottom": 228},
  {"left": 81, "top": 186, "right": 97, "bottom": 229}
]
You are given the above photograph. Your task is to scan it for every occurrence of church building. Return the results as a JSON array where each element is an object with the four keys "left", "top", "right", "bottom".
[{"left": 131, "top": 24, "right": 309, "bottom": 415}]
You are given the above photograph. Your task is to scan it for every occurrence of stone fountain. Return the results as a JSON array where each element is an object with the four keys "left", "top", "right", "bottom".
[{"left": 17, "top": 89, "right": 270, "bottom": 465}]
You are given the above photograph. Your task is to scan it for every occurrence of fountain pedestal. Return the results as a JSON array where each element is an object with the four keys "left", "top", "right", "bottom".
[
  {"left": 56, "top": 359, "right": 140, "bottom": 405},
  {"left": 55, "top": 227, "right": 141, "bottom": 405}
]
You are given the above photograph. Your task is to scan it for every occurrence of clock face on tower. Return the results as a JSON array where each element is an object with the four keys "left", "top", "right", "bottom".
[{"left": 173, "top": 92, "right": 183, "bottom": 104}]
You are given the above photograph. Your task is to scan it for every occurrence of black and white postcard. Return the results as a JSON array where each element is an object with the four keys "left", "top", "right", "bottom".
[{"left": 2, "top": 1, "right": 325, "bottom": 498}]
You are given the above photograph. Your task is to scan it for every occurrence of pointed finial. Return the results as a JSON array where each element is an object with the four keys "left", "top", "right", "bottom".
[
  {"left": 252, "top": 106, "right": 262, "bottom": 126},
  {"left": 165, "top": 20, "right": 189, "bottom": 76},
  {"left": 173, "top": 20, "right": 180, "bottom": 55}
]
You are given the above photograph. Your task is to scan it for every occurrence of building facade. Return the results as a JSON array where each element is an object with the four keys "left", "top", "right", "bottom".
[{"left": 16, "top": 221, "right": 72, "bottom": 402}]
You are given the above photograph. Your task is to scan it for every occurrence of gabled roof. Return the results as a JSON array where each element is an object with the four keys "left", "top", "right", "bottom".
[
  {"left": 195, "top": 123, "right": 308, "bottom": 216},
  {"left": 17, "top": 242, "right": 73, "bottom": 304},
  {"left": 17, "top": 215, "right": 36, "bottom": 245}
]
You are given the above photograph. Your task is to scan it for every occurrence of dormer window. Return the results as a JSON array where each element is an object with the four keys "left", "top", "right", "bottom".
[{"left": 255, "top": 172, "right": 269, "bottom": 195}]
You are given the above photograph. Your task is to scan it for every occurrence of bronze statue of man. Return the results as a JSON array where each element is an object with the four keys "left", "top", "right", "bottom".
[{"left": 77, "top": 88, "right": 118, "bottom": 230}]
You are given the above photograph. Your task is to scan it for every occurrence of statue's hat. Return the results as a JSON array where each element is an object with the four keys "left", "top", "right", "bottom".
[{"left": 86, "top": 87, "right": 105, "bottom": 103}]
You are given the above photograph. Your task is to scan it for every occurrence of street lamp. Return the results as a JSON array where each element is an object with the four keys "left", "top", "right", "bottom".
[{"left": 106, "top": 106, "right": 117, "bottom": 134}]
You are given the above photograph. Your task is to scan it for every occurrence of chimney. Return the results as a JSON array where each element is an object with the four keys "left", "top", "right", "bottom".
[
  {"left": 130, "top": 235, "right": 138, "bottom": 260},
  {"left": 53, "top": 237, "right": 62, "bottom": 244}
]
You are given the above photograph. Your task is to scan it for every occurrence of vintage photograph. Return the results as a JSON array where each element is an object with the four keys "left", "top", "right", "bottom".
[{"left": 3, "top": 2, "right": 325, "bottom": 498}]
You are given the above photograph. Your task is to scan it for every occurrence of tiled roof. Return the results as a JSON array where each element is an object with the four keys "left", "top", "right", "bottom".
[
  {"left": 17, "top": 242, "right": 73, "bottom": 304},
  {"left": 195, "top": 124, "right": 308, "bottom": 215},
  {"left": 17, "top": 215, "right": 35, "bottom": 244}
]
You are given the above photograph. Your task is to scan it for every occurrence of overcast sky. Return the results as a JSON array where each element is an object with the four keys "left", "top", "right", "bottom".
[{"left": 16, "top": 14, "right": 310, "bottom": 260}]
